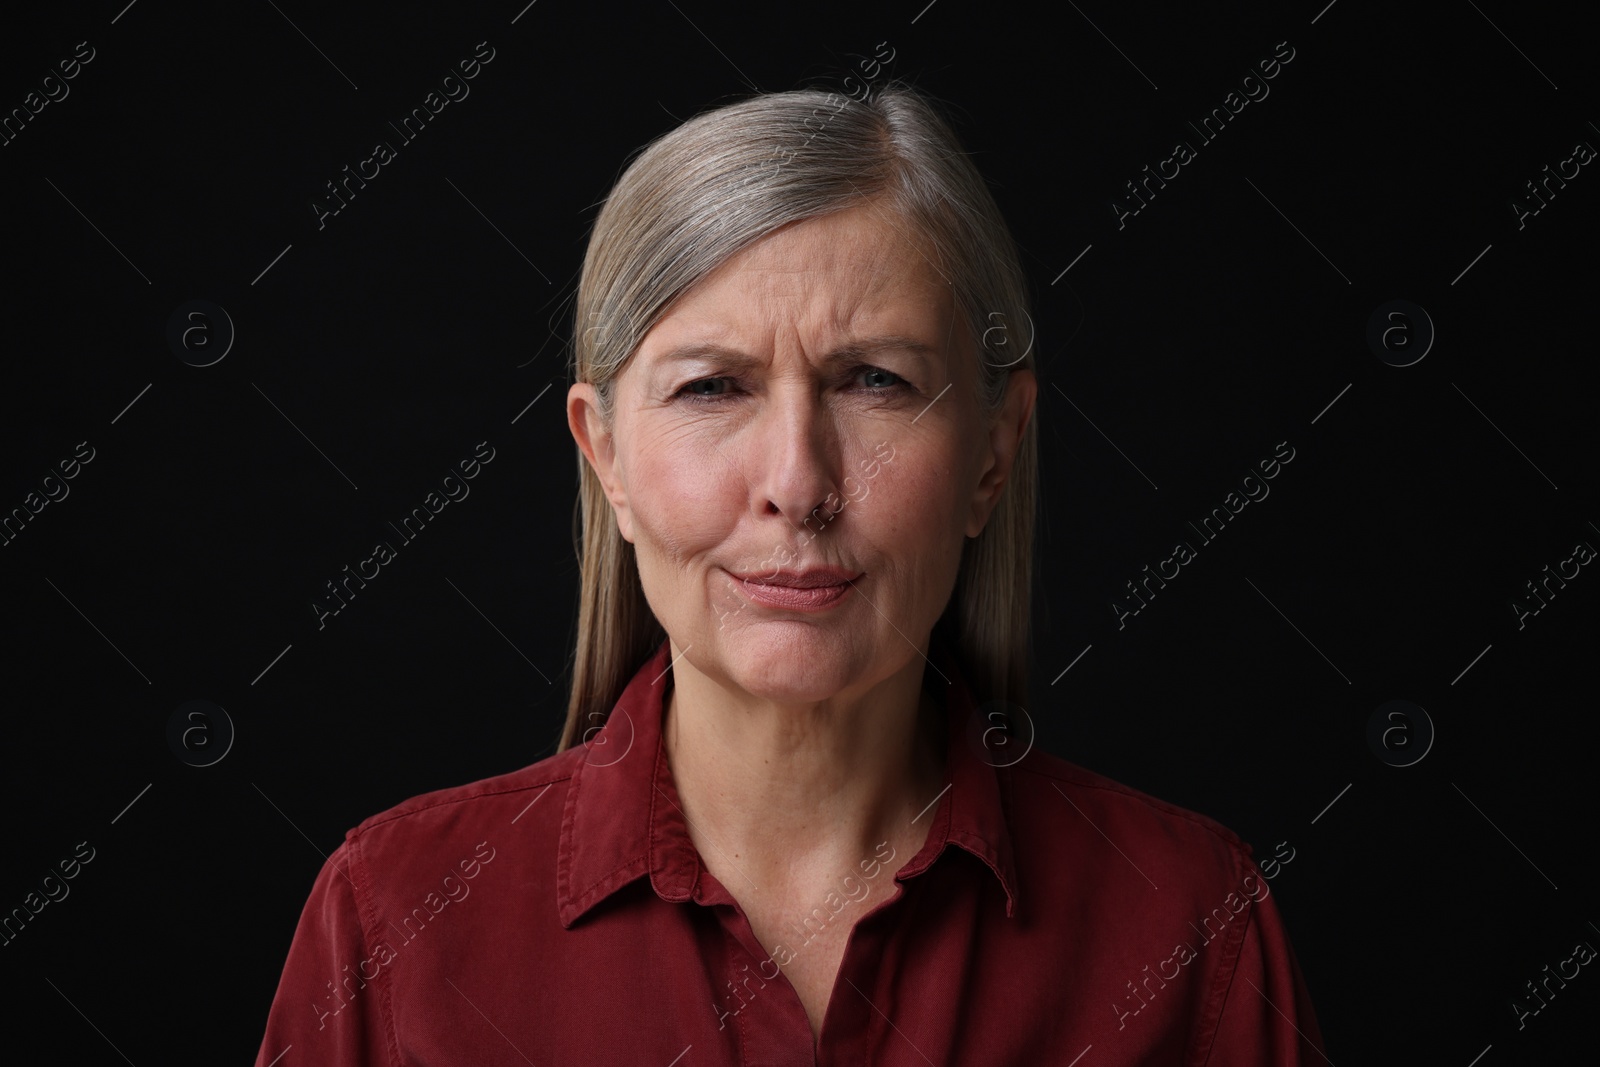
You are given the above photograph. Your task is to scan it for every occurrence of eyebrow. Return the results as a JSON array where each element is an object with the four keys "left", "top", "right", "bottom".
[{"left": 650, "top": 335, "right": 939, "bottom": 370}]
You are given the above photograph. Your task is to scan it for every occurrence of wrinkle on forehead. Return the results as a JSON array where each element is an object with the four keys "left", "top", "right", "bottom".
[{"left": 667, "top": 208, "right": 950, "bottom": 346}]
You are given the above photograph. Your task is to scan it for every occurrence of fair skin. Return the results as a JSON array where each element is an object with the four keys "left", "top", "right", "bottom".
[{"left": 568, "top": 199, "right": 1035, "bottom": 1044}]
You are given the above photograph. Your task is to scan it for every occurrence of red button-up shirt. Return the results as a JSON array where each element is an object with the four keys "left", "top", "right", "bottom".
[{"left": 255, "top": 637, "right": 1326, "bottom": 1065}]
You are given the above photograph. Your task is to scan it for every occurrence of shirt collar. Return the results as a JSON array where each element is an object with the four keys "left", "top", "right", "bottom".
[{"left": 557, "top": 636, "right": 1020, "bottom": 928}]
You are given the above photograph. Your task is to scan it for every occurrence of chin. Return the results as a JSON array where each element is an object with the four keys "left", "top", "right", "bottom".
[{"left": 717, "top": 624, "right": 863, "bottom": 698}]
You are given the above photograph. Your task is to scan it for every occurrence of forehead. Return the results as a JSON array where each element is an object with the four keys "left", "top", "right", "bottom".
[{"left": 646, "top": 202, "right": 952, "bottom": 346}]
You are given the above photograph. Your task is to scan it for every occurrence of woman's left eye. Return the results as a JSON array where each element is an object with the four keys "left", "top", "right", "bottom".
[
  {"left": 677, "top": 377, "right": 733, "bottom": 400},
  {"left": 856, "top": 367, "right": 905, "bottom": 391},
  {"left": 675, "top": 366, "right": 908, "bottom": 403}
]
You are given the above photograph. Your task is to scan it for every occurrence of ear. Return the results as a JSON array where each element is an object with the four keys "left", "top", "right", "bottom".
[
  {"left": 965, "top": 369, "right": 1036, "bottom": 539},
  {"left": 567, "top": 382, "right": 636, "bottom": 543}
]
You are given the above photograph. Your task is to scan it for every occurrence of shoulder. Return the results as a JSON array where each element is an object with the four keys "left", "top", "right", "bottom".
[
  {"left": 1003, "top": 748, "right": 1258, "bottom": 895},
  {"left": 996, "top": 752, "right": 1318, "bottom": 1055},
  {"left": 339, "top": 745, "right": 587, "bottom": 866}
]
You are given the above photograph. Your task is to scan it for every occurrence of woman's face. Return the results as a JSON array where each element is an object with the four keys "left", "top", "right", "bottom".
[{"left": 569, "top": 200, "right": 1034, "bottom": 704}]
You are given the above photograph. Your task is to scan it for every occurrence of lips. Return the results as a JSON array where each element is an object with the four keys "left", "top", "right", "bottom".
[
  {"left": 723, "top": 565, "right": 864, "bottom": 614},
  {"left": 729, "top": 567, "right": 861, "bottom": 588}
]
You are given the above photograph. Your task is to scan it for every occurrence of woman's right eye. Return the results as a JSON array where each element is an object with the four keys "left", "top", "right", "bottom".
[
  {"left": 675, "top": 378, "right": 735, "bottom": 403},
  {"left": 674, "top": 366, "right": 909, "bottom": 405}
]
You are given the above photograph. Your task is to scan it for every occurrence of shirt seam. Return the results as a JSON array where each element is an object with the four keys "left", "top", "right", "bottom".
[
  {"left": 944, "top": 829, "right": 1009, "bottom": 885},
  {"left": 647, "top": 740, "right": 684, "bottom": 902},
  {"left": 996, "top": 764, "right": 1020, "bottom": 915},
  {"left": 1012, "top": 762, "right": 1250, "bottom": 854},
  {"left": 345, "top": 829, "right": 404, "bottom": 1067},
  {"left": 560, "top": 751, "right": 653, "bottom": 920},
  {"left": 876, "top": 871, "right": 929, "bottom": 1054},
  {"left": 558, "top": 748, "right": 585, "bottom": 920},
  {"left": 569, "top": 856, "right": 653, "bottom": 917},
  {"left": 729, "top": 925, "right": 751, "bottom": 1065},
  {"left": 357, "top": 773, "right": 575, "bottom": 835},
  {"left": 1186, "top": 845, "right": 1258, "bottom": 1067}
]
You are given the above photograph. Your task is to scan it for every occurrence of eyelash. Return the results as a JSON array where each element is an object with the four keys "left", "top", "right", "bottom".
[{"left": 674, "top": 366, "right": 910, "bottom": 405}]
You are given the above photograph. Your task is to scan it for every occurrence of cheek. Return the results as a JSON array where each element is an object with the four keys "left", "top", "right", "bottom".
[
  {"left": 625, "top": 429, "right": 742, "bottom": 549},
  {"left": 852, "top": 444, "right": 969, "bottom": 610},
  {"left": 866, "top": 443, "right": 967, "bottom": 541}
]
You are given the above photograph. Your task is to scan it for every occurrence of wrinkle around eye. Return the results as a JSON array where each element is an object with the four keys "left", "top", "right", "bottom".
[{"left": 670, "top": 366, "right": 915, "bottom": 405}]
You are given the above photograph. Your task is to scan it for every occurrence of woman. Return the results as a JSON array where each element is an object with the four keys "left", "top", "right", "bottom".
[{"left": 255, "top": 83, "right": 1325, "bottom": 1065}]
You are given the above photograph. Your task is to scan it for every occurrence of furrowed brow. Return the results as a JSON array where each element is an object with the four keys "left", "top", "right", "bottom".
[{"left": 653, "top": 336, "right": 937, "bottom": 369}]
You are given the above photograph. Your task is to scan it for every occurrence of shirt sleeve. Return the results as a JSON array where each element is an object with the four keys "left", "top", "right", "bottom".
[
  {"left": 1196, "top": 858, "right": 1326, "bottom": 1065},
  {"left": 254, "top": 837, "right": 394, "bottom": 1067}
]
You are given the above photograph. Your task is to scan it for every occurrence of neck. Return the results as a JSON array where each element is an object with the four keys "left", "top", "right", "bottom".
[{"left": 661, "top": 639, "right": 948, "bottom": 892}]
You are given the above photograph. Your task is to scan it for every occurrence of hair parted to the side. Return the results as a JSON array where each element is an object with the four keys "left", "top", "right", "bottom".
[{"left": 558, "top": 81, "right": 1038, "bottom": 753}]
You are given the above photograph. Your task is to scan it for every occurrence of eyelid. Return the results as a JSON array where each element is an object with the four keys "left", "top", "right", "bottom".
[{"left": 674, "top": 364, "right": 908, "bottom": 401}]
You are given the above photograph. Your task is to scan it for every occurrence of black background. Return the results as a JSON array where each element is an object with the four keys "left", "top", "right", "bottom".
[{"left": 1, "top": 0, "right": 1595, "bottom": 1062}]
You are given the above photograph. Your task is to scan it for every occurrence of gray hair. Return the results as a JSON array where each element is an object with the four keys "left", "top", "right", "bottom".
[{"left": 560, "top": 81, "right": 1038, "bottom": 750}]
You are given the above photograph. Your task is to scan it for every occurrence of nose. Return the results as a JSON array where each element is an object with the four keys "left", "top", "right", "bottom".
[{"left": 751, "top": 385, "right": 844, "bottom": 541}]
